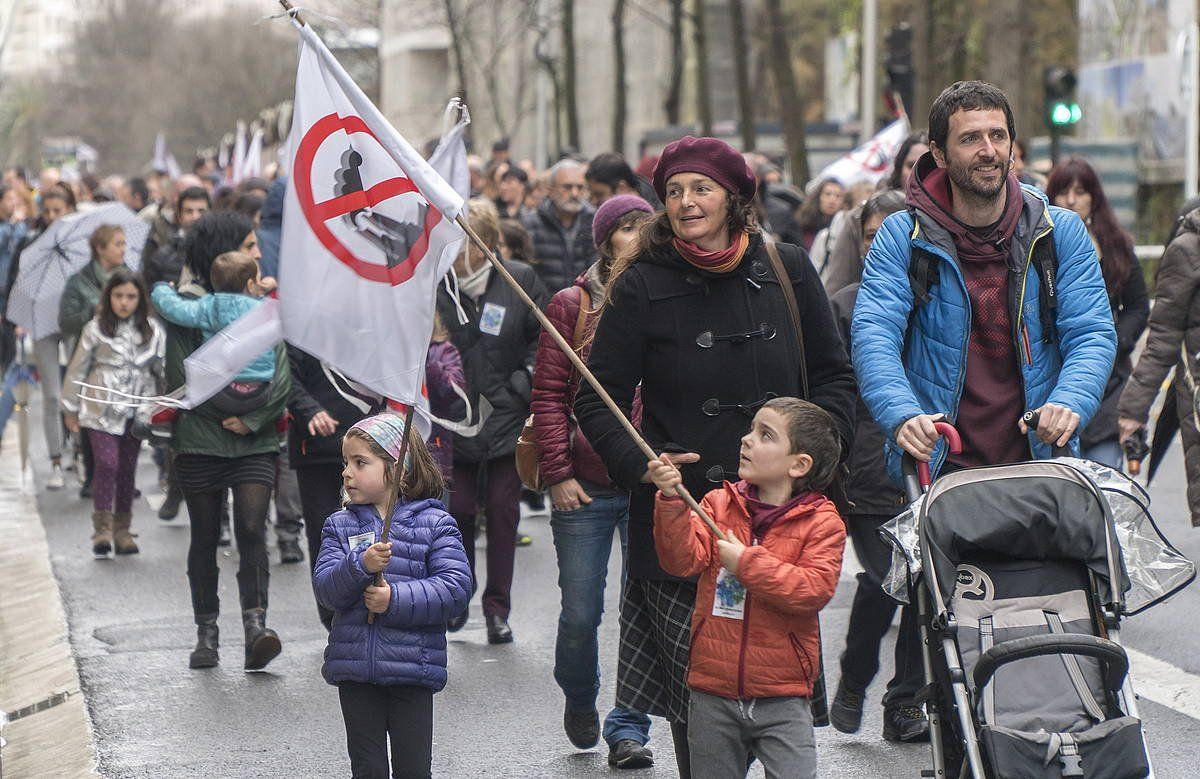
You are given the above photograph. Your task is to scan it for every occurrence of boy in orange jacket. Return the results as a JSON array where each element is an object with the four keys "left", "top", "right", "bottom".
[{"left": 647, "top": 397, "right": 846, "bottom": 779}]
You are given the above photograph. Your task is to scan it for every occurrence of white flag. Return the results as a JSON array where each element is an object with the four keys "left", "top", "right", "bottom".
[
  {"left": 231, "top": 120, "right": 248, "bottom": 185},
  {"left": 427, "top": 98, "right": 471, "bottom": 200},
  {"left": 242, "top": 126, "right": 264, "bottom": 180},
  {"left": 180, "top": 298, "right": 283, "bottom": 409},
  {"left": 279, "top": 21, "right": 466, "bottom": 407},
  {"left": 152, "top": 133, "right": 181, "bottom": 180},
  {"left": 811, "top": 118, "right": 910, "bottom": 191}
]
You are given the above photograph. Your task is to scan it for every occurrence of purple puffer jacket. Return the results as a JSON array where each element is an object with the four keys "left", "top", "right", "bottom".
[
  {"left": 426, "top": 340, "right": 465, "bottom": 484},
  {"left": 313, "top": 498, "right": 471, "bottom": 690}
]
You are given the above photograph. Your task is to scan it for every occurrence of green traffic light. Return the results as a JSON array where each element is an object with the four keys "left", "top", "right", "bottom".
[
  {"left": 1069, "top": 103, "right": 1082, "bottom": 123},
  {"left": 1051, "top": 102, "right": 1074, "bottom": 125}
]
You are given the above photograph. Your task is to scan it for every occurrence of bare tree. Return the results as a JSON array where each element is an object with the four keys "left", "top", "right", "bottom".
[
  {"left": 691, "top": 0, "right": 713, "bottom": 136},
  {"left": 729, "top": 0, "right": 755, "bottom": 150},
  {"left": 443, "top": 0, "right": 472, "bottom": 107},
  {"left": 764, "top": 0, "right": 809, "bottom": 183},
  {"left": 562, "top": 0, "right": 580, "bottom": 149},
  {"left": 664, "top": 0, "right": 685, "bottom": 125},
  {"left": 612, "top": 0, "right": 628, "bottom": 153}
]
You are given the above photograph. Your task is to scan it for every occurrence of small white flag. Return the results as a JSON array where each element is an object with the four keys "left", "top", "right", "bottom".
[{"left": 811, "top": 118, "right": 910, "bottom": 191}]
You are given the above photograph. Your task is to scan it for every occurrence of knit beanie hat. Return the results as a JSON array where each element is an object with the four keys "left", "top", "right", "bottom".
[
  {"left": 652, "top": 136, "right": 757, "bottom": 202},
  {"left": 592, "top": 194, "right": 654, "bottom": 248}
]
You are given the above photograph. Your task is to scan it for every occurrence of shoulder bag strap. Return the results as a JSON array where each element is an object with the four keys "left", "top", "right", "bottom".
[
  {"left": 572, "top": 287, "right": 592, "bottom": 351},
  {"left": 764, "top": 239, "right": 808, "bottom": 399}
]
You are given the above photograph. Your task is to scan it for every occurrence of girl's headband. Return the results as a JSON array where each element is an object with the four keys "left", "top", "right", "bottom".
[{"left": 349, "top": 412, "right": 410, "bottom": 463}]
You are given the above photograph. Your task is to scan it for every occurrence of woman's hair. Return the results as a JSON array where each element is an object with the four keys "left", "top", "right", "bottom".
[
  {"left": 499, "top": 218, "right": 533, "bottom": 262},
  {"left": 886, "top": 130, "right": 929, "bottom": 190},
  {"left": 39, "top": 182, "right": 76, "bottom": 221},
  {"left": 1044, "top": 158, "right": 1133, "bottom": 297},
  {"left": 183, "top": 211, "right": 255, "bottom": 291},
  {"left": 97, "top": 267, "right": 153, "bottom": 341},
  {"left": 762, "top": 397, "right": 842, "bottom": 493},
  {"left": 599, "top": 209, "right": 654, "bottom": 279},
  {"left": 606, "top": 190, "right": 756, "bottom": 301},
  {"left": 861, "top": 189, "right": 906, "bottom": 226},
  {"left": 465, "top": 197, "right": 501, "bottom": 252},
  {"left": 88, "top": 224, "right": 124, "bottom": 262},
  {"left": 344, "top": 424, "right": 445, "bottom": 505},
  {"left": 796, "top": 179, "right": 842, "bottom": 232}
]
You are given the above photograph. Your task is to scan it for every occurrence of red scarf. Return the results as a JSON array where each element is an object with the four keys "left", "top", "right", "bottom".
[{"left": 672, "top": 231, "right": 750, "bottom": 274}]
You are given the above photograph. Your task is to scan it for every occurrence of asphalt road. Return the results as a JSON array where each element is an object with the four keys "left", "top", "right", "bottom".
[{"left": 17, "top": 402, "right": 1200, "bottom": 778}]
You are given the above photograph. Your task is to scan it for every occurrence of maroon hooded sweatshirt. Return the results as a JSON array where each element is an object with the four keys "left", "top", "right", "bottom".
[{"left": 906, "top": 154, "right": 1029, "bottom": 468}]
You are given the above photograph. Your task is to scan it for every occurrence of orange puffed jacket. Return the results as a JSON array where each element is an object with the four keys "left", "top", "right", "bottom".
[{"left": 653, "top": 482, "right": 845, "bottom": 700}]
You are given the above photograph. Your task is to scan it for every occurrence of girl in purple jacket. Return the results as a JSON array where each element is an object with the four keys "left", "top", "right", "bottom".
[{"left": 314, "top": 412, "right": 471, "bottom": 779}]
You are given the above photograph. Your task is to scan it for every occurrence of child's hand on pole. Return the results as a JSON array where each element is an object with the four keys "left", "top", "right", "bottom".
[
  {"left": 362, "top": 541, "right": 392, "bottom": 574},
  {"left": 716, "top": 530, "right": 745, "bottom": 574},
  {"left": 646, "top": 456, "right": 683, "bottom": 496},
  {"left": 364, "top": 584, "right": 391, "bottom": 614}
]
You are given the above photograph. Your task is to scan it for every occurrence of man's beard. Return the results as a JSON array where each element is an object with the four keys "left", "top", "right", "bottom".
[{"left": 947, "top": 156, "right": 1010, "bottom": 201}]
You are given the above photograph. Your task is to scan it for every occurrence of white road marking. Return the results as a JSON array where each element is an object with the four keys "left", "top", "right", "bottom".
[{"left": 1125, "top": 647, "right": 1200, "bottom": 722}]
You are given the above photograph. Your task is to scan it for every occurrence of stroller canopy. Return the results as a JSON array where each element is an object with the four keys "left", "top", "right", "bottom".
[{"left": 919, "top": 461, "right": 1128, "bottom": 618}]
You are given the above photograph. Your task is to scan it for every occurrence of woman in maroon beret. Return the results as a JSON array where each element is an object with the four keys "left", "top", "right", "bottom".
[{"left": 576, "top": 136, "right": 855, "bottom": 776}]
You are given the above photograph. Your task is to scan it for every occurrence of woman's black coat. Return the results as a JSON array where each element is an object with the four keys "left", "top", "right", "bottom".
[{"left": 576, "top": 233, "right": 856, "bottom": 579}]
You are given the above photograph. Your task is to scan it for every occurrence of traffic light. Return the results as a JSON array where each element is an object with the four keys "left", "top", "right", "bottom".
[
  {"left": 885, "top": 23, "right": 914, "bottom": 116},
  {"left": 1044, "top": 66, "right": 1081, "bottom": 128}
]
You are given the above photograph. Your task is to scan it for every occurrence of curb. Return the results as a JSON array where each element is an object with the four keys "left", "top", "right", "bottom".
[{"left": 0, "top": 432, "right": 100, "bottom": 778}]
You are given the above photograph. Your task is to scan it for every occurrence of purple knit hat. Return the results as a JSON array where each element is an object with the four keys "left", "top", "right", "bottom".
[
  {"left": 592, "top": 194, "right": 654, "bottom": 248},
  {"left": 652, "top": 136, "right": 757, "bottom": 202}
]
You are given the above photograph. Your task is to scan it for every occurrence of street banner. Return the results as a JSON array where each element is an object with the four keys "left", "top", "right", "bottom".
[
  {"left": 278, "top": 20, "right": 466, "bottom": 407},
  {"left": 811, "top": 117, "right": 910, "bottom": 190}
]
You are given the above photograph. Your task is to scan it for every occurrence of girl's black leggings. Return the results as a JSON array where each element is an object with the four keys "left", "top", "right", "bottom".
[
  {"left": 338, "top": 682, "right": 433, "bottom": 779},
  {"left": 185, "top": 483, "right": 273, "bottom": 616}
]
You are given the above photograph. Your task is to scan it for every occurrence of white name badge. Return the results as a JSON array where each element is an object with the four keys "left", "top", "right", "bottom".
[
  {"left": 479, "top": 302, "right": 507, "bottom": 336},
  {"left": 712, "top": 567, "right": 747, "bottom": 620},
  {"left": 348, "top": 531, "right": 375, "bottom": 552}
]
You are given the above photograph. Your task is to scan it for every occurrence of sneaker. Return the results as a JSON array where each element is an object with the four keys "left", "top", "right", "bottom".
[
  {"left": 883, "top": 705, "right": 931, "bottom": 743},
  {"left": 830, "top": 682, "right": 865, "bottom": 734},
  {"left": 607, "top": 739, "right": 654, "bottom": 769},
  {"left": 279, "top": 538, "right": 304, "bottom": 564},
  {"left": 563, "top": 705, "right": 600, "bottom": 749},
  {"left": 47, "top": 463, "right": 65, "bottom": 490}
]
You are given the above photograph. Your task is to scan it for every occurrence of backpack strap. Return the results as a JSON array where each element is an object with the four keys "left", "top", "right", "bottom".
[
  {"left": 1031, "top": 232, "right": 1059, "bottom": 343},
  {"left": 764, "top": 239, "right": 808, "bottom": 399},
  {"left": 908, "top": 245, "right": 939, "bottom": 305}
]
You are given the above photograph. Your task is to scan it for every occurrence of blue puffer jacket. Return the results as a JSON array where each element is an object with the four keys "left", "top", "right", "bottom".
[
  {"left": 852, "top": 184, "right": 1116, "bottom": 484},
  {"left": 314, "top": 498, "right": 471, "bottom": 690}
]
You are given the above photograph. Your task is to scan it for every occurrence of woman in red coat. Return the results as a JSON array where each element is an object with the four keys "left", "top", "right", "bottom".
[{"left": 530, "top": 194, "right": 656, "bottom": 768}]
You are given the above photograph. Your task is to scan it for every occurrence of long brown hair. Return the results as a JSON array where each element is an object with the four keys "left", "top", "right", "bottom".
[
  {"left": 1045, "top": 158, "right": 1133, "bottom": 298},
  {"left": 344, "top": 425, "right": 445, "bottom": 510},
  {"left": 605, "top": 191, "right": 758, "bottom": 302},
  {"left": 97, "top": 268, "right": 153, "bottom": 342}
]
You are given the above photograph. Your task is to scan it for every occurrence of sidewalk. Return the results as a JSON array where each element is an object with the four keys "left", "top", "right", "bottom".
[{"left": 0, "top": 433, "right": 99, "bottom": 778}]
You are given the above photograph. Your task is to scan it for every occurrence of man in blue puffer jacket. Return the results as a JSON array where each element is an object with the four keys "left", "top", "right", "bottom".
[{"left": 853, "top": 81, "right": 1116, "bottom": 483}]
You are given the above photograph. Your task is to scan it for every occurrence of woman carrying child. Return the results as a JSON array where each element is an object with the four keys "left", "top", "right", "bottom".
[
  {"left": 61, "top": 268, "right": 164, "bottom": 557},
  {"left": 160, "top": 211, "right": 292, "bottom": 672},
  {"left": 647, "top": 398, "right": 845, "bottom": 779},
  {"left": 314, "top": 412, "right": 471, "bottom": 779}
]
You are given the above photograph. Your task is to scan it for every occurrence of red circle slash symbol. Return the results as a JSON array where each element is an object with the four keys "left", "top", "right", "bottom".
[{"left": 295, "top": 113, "right": 443, "bottom": 286}]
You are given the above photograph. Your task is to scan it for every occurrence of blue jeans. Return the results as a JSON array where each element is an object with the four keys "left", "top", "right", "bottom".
[
  {"left": 551, "top": 492, "right": 651, "bottom": 746},
  {"left": 1083, "top": 438, "right": 1123, "bottom": 470}
]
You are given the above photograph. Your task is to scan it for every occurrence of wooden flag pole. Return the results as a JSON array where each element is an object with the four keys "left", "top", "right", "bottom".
[
  {"left": 367, "top": 404, "right": 416, "bottom": 625},
  {"left": 453, "top": 215, "right": 723, "bottom": 537}
]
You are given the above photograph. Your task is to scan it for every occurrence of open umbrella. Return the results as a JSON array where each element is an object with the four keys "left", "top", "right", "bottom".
[{"left": 6, "top": 203, "right": 149, "bottom": 340}]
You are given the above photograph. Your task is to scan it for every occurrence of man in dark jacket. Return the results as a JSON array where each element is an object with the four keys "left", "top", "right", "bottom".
[
  {"left": 142, "top": 187, "right": 210, "bottom": 289},
  {"left": 438, "top": 199, "right": 549, "bottom": 645},
  {"left": 522, "top": 159, "right": 596, "bottom": 293}
]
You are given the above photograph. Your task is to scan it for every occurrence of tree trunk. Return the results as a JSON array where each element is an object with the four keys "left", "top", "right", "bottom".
[
  {"left": 612, "top": 0, "right": 628, "bottom": 154},
  {"left": 763, "top": 0, "right": 808, "bottom": 183},
  {"left": 442, "top": 0, "right": 472, "bottom": 145},
  {"left": 729, "top": 0, "right": 755, "bottom": 150},
  {"left": 692, "top": 0, "right": 713, "bottom": 136},
  {"left": 985, "top": 0, "right": 1029, "bottom": 140},
  {"left": 664, "top": 0, "right": 685, "bottom": 125},
  {"left": 562, "top": 0, "right": 580, "bottom": 149}
]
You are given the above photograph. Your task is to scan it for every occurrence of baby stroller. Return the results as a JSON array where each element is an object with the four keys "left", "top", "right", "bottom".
[{"left": 881, "top": 419, "right": 1195, "bottom": 779}]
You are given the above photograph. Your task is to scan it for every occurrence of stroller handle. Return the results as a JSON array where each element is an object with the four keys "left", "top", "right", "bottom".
[
  {"left": 1021, "top": 409, "right": 1072, "bottom": 458},
  {"left": 901, "top": 420, "right": 963, "bottom": 499},
  {"left": 973, "top": 633, "right": 1129, "bottom": 696}
]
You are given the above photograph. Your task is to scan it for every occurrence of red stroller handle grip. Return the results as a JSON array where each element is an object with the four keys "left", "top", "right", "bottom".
[{"left": 916, "top": 422, "right": 964, "bottom": 488}]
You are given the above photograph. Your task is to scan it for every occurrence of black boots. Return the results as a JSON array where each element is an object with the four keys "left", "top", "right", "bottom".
[
  {"left": 243, "top": 608, "right": 282, "bottom": 671},
  {"left": 486, "top": 614, "right": 513, "bottom": 644},
  {"left": 189, "top": 614, "right": 219, "bottom": 669}
]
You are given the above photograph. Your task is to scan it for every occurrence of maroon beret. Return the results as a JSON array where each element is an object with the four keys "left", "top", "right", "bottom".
[{"left": 652, "top": 136, "right": 757, "bottom": 202}]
